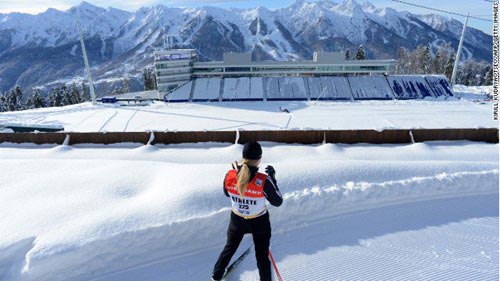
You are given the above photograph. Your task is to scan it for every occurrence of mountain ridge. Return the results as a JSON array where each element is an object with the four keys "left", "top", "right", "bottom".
[{"left": 0, "top": 0, "right": 492, "bottom": 93}]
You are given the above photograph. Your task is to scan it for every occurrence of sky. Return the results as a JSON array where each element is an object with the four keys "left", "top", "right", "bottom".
[{"left": 0, "top": 0, "right": 495, "bottom": 34}]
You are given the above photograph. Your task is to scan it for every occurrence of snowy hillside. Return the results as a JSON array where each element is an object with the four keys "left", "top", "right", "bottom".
[
  {"left": 0, "top": 141, "right": 497, "bottom": 280},
  {"left": 0, "top": 3, "right": 130, "bottom": 48},
  {"left": 0, "top": 0, "right": 493, "bottom": 92}
]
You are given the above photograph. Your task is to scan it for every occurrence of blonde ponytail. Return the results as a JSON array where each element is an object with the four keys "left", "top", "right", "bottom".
[
  {"left": 236, "top": 158, "right": 260, "bottom": 197},
  {"left": 237, "top": 160, "right": 251, "bottom": 197}
]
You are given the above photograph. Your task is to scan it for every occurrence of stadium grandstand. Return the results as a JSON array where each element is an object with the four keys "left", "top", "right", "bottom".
[{"left": 151, "top": 49, "right": 453, "bottom": 103}]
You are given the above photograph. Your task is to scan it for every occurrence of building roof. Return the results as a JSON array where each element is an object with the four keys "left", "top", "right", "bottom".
[{"left": 107, "top": 90, "right": 162, "bottom": 100}]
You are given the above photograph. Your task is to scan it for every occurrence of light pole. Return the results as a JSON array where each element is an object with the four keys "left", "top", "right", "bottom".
[
  {"left": 451, "top": 13, "right": 470, "bottom": 86},
  {"left": 76, "top": 13, "right": 97, "bottom": 104}
]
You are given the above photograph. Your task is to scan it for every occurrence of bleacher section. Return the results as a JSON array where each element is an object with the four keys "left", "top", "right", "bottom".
[
  {"left": 305, "top": 77, "right": 322, "bottom": 100},
  {"left": 348, "top": 76, "right": 394, "bottom": 100},
  {"left": 234, "top": 78, "right": 251, "bottom": 100},
  {"left": 164, "top": 81, "right": 192, "bottom": 102},
  {"left": 250, "top": 78, "right": 265, "bottom": 101},
  {"left": 222, "top": 78, "right": 237, "bottom": 101},
  {"left": 164, "top": 75, "right": 454, "bottom": 102},
  {"left": 281, "top": 77, "right": 308, "bottom": 100},
  {"left": 387, "top": 75, "right": 435, "bottom": 99},
  {"left": 425, "top": 75, "right": 454, "bottom": 97},
  {"left": 317, "top": 77, "right": 352, "bottom": 100},
  {"left": 263, "top": 77, "right": 286, "bottom": 100},
  {"left": 192, "top": 78, "right": 220, "bottom": 101}
]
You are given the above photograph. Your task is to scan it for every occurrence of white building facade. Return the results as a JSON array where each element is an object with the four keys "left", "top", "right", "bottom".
[
  {"left": 155, "top": 49, "right": 395, "bottom": 94},
  {"left": 154, "top": 49, "right": 198, "bottom": 93}
]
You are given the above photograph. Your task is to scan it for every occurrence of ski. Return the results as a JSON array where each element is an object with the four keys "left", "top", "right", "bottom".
[{"left": 222, "top": 247, "right": 251, "bottom": 280}]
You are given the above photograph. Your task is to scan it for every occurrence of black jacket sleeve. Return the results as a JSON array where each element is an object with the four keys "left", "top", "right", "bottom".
[
  {"left": 223, "top": 172, "right": 229, "bottom": 197},
  {"left": 263, "top": 176, "right": 283, "bottom": 207}
]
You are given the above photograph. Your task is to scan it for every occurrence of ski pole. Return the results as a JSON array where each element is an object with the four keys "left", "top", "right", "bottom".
[{"left": 268, "top": 249, "right": 283, "bottom": 281}]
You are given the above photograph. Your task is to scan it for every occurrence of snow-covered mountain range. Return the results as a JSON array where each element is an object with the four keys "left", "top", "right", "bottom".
[{"left": 0, "top": 0, "right": 492, "bottom": 93}]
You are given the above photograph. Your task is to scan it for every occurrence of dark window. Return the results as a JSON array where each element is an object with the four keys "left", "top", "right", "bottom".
[{"left": 225, "top": 67, "right": 251, "bottom": 72}]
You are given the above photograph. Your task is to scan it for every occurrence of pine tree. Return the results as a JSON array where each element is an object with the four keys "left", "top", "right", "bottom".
[
  {"left": 456, "top": 60, "right": 481, "bottom": 86},
  {"left": 430, "top": 48, "right": 446, "bottom": 74},
  {"left": 429, "top": 53, "right": 440, "bottom": 74},
  {"left": 123, "top": 78, "right": 131, "bottom": 93},
  {"left": 81, "top": 82, "right": 91, "bottom": 102},
  {"left": 395, "top": 47, "right": 409, "bottom": 74},
  {"left": 25, "top": 90, "right": 36, "bottom": 109},
  {"left": 460, "top": 60, "right": 492, "bottom": 86},
  {"left": 111, "top": 86, "right": 123, "bottom": 96},
  {"left": 31, "top": 88, "right": 46, "bottom": 108},
  {"left": 484, "top": 65, "right": 493, "bottom": 85},
  {"left": 477, "top": 61, "right": 491, "bottom": 86},
  {"left": 355, "top": 45, "right": 366, "bottom": 60},
  {"left": 0, "top": 93, "right": 7, "bottom": 112},
  {"left": 143, "top": 68, "right": 157, "bottom": 90},
  {"left": 345, "top": 49, "right": 350, "bottom": 61},
  {"left": 55, "top": 88, "right": 63, "bottom": 106},
  {"left": 143, "top": 68, "right": 151, "bottom": 90},
  {"left": 7, "top": 87, "right": 23, "bottom": 111},
  {"left": 48, "top": 87, "right": 63, "bottom": 107},
  {"left": 151, "top": 69, "right": 157, "bottom": 90},
  {"left": 444, "top": 52, "right": 455, "bottom": 81},
  {"left": 25, "top": 97, "right": 34, "bottom": 109},
  {"left": 61, "top": 84, "right": 73, "bottom": 106},
  {"left": 421, "top": 46, "right": 432, "bottom": 74},
  {"left": 47, "top": 89, "right": 55, "bottom": 107},
  {"left": 430, "top": 43, "right": 453, "bottom": 75},
  {"left": 6, "top": 90, "right": 17, "bottom": 111},
  {"left": 409, "top": 51, "right": 419, "bottom": 74},
  {"left": 15, "top": 86, "right": 23, "bottom": 110},
  {"left": 70, "top": 83, "right": 82, "bottom": 104},
  {"left": 410, "top": 45, "right": 426, "bottom": 74}
]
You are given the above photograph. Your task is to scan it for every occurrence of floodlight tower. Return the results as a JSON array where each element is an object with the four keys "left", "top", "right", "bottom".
[
  {"left": 76, "top": 14, "right": 97, "bottom": 104},
  {"left": 451, "top": 13, "right": 470, "bottom": 86}
]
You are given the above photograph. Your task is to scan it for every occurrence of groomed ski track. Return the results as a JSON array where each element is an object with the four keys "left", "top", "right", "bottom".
[{"left": 95, "top": 195, "right": 498, "bottom": 281}]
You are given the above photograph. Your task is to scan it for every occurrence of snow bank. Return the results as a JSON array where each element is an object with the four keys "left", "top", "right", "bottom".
[
  {"left": 453, "top": 84, "right": 493, "bottom": 100},
  {"left": 277, "top": 170, "right": 497, "bottom": 232},
  {"left": 0, "top": 142, "right": 497, "bottom": 280}
]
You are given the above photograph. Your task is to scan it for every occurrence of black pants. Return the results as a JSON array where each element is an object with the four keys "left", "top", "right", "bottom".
[{"left": 212, "top": 211, "right": 272, "bottom": 281}]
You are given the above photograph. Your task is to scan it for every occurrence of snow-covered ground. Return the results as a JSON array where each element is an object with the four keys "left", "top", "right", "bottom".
[
  {"left": 0, "top": 141, "right": 497, "bottom": 280},
  {"left": 0, "top": 99, "right": 496, "bottom": 132},
  {"left": 452, "top": 85, "right": 493, "bottom": 100}
]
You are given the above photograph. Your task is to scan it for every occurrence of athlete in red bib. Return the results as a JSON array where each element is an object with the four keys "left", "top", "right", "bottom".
[{"left": 212, "top": 141, "right": 283, "bottom": 281}]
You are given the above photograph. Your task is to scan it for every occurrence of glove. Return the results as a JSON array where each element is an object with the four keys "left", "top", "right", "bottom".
[
  {"left": 231, "top": 161, "right": 238, "bottom": 170},
  {"left": 265, "top": 165, "right": 276, "bottom": 178}
]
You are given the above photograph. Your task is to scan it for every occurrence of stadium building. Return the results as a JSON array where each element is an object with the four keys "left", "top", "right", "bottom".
[{"left": 154, "top": 49, "right": 453, "bottom": 102}]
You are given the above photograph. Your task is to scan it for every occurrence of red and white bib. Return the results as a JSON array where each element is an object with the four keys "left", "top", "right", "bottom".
[{"left": 225, "top": 169, "right": 267, "bottom": 219}]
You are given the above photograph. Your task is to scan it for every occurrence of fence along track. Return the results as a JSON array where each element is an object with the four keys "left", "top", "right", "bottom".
[{"left": 0, "top": 129, "right": 497, "bottom": 145}]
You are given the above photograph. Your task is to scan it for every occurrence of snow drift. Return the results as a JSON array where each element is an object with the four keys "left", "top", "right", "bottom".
[{"left": 0, "top": 141, "right": 497, "bottom": 280}]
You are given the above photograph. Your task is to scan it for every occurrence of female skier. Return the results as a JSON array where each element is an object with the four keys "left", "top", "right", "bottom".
[{"left": 212, "top": 141, "right": 283, "bottom": 281}]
